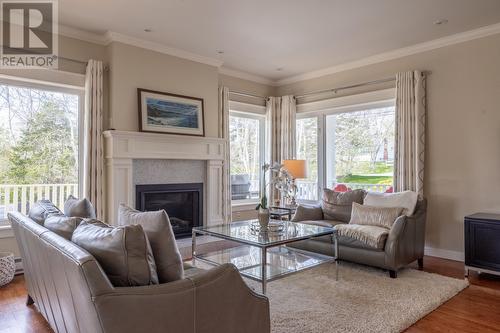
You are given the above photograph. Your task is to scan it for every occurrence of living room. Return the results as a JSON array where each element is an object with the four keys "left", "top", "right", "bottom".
[{"left": 0, "top": 1, "right": 499, "bottom": 332}]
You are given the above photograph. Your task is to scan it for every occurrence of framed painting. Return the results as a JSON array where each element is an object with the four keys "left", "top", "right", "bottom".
[{"left": 138, "top": 88, "right": 205, "bottom": 136}]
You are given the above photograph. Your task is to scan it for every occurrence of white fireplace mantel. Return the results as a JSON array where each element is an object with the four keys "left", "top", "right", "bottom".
[{"left": 103, "top": 130, "right": 227, "bottom": 226}]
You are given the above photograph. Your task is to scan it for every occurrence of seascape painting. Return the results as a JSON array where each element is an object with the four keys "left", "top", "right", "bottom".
[{"left": 138, "top": 89, "right": 205, "bottom": 136}]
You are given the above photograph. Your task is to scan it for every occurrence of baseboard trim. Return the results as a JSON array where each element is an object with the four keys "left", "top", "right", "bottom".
[{"left": 425, "top": 247, "right": 464, "bottom": 262}]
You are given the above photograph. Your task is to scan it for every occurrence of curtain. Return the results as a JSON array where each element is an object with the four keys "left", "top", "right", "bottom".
[
  {"left": 394, "top": 70, "right": 426, "bottom": 197},
  {"left": 266, "top": 95, "right": 296, "bottom": 203},
  {"left": 83, "top": 59, "right": 105, "bottom": 219},
  {"left": 218, "top": 86, "right": 231, "bottom": 223}
]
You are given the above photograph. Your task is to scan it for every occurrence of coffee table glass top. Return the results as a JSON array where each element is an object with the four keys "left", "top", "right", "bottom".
[{"left": 193, "top": 220, "right": 335, "bottom": 247}]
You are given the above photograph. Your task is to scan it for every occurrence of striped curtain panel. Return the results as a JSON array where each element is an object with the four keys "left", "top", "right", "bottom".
[
  {"left": 218, "top": 86, "right": 231, "bottom": 223},
  {"left": 83, "top": 59, "right": 104, "bottom": 219},
  {"left": 394, "top": 70, "right": 427, "bottom": 197},
  {"left": 266, "top": 95, "right": 296, "bottom": 203}
]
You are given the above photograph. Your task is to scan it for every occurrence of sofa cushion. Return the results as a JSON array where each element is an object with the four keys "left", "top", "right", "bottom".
[
  {"left": 44, "top": 213, "right": 83, "bottom": 240},
  {"left": 28, "top": 200, "right": 62, "bottom": 225},
  {"left": 321, "top": 189, "right": 365, "bottom": 222},
  {"left": 335, "top": 224, "right": 389, "bottom": 250},
  {"left": 349, "top": 202, "right": 403, "bottom": 229},
  {"left": 298, "top": 219, "right": 345, "bottom": 228},
  {"left": 364, "top": 190, "right": 418, "bottom": 216},
  {"left": 72, "top": 220, "right": 159, "bottom": 287},
  {"left": 338, "top": 235, "right": 384, "bottom": 251},
  {"left": 292, "top": 205, "right": 323, "bottom": 222},
  {"left": 64, "top": 195, "right": 96, "bottom": 218},
  {"left": 118, "top": 204, "right": 184, "bottom": 283}
]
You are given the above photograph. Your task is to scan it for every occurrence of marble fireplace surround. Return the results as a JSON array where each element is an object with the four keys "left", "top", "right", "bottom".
[{"left": 103, "top": 130, "right": 227, "bottom": 226}]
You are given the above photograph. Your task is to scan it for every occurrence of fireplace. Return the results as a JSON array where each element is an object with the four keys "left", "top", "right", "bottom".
[{"left": 136, "top": 183, "right": 203, "bottom": 238}]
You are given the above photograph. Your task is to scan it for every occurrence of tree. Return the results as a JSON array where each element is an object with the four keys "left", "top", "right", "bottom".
[
  {"left": 7, "top": 101, "right": 78, "bottom": 184},
  {"left": 0, "top": 126, "right": 11, "bottom": 183}
]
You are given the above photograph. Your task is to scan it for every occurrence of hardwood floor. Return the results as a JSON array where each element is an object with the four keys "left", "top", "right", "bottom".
[{"left": 1, "top": 256, "right": 499, "bottom": 333}]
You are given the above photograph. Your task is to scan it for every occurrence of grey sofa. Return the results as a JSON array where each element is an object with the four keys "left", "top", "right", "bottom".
[
  {"left": 9, "top": 212, "right": 270, "bottom": 333},
  {"left": 289, "top": 197, "right": 427, "bottom": 278}
]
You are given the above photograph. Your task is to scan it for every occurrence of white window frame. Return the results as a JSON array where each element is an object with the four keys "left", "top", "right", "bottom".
[
  {"left": 296, "top": 89, "right": 396, "bottom": 201},
  {"left": 228, "top": 101, "right": 266, "bottom": 206},
  {"left": 0, "top": 76, "right": 85, "bottom": 229}
]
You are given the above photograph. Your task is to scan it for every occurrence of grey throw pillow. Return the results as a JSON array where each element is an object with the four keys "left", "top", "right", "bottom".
[
  {"left": 44, "top": 213, "right": 83, "bottom": 240},
  {"left": 64, "top": 195, "right": 96, "bottom": 218},
  {"left": 118, "top": 204, "right": 184, "bottom": 283},
  {"left": 28, "top": 200, "right": 62, "bottom": 225},
  {"left": 72, "top": 220, "right": 159, "bottom": 287},
  {"left": 349, "top": 203, "right": 403, "bottom": 229},
  {"left": 321, "top": 189, "right": 365, "bottom": 222}
]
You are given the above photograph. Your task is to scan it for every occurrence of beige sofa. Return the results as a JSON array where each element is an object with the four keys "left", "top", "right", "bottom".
[
  {"left": 9, "top": 212, "right": 270, "bottom": 333},
  {"left": 289, "top": 198, "right": 427, "bottom": 278}
]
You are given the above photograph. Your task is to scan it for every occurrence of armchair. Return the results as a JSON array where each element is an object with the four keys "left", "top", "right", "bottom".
[{"left": 289, "top": 198, "right": 427, "bottom": 278}]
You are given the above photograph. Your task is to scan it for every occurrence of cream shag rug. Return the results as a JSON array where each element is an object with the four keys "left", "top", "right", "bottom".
[{"left": 247, "top": 263, "right": 468, "bottom": 333}]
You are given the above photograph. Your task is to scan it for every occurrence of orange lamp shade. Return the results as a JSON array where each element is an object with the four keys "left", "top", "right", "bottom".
[{"left": 282, "top": 159, "right": 307, "bottom": 179}]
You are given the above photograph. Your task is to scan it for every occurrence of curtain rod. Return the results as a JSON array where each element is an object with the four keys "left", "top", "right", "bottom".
[
  {"left": 295, "top": 77, "right": 396, "bottom": 99},
  {"left": 229, "top": 90, "right": 266, "bottom": 100},
  {"left": 295, "top": 71, "right": 430, "bottom": 99}
]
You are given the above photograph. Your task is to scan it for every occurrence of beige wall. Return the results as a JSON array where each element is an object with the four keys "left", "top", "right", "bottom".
[
  {"left": 278, "top": 33, "right": 500, "bottom": 256},
  {"left": 107, "top": 44, "right": 275, "bottom": 136}
]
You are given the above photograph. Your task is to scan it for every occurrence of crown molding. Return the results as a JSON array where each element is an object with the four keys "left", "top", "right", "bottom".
[
  {"left": 58, "top": 24, "right": 109, "bottom": 45},
  {"left": 56, "top": 21, "right": 500, "bottom": 86},
  {"left": 105, "top": 31, "right": 224, "bottom": 67},
  {"left": 277, "top": 22, "right": 500, "bottom": 85},
  {"left": 219, "top": 67, "right": 276, "bottom": 86}
]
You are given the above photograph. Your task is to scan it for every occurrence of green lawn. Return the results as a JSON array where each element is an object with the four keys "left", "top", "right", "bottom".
[{"left": 337, "top": 174, "right": 393, "bottom": 185}]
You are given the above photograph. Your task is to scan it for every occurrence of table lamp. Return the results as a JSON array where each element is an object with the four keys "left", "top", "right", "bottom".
[{"left": 282, "top": 159, "right": 307, "bottom": 207}]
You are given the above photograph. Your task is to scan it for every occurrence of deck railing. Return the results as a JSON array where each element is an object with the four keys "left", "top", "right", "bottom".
[
  {"left": 296, "top": 181, "right": 392, "bottom": 201},
  {"left": 0, "top": 184, "right": 78, "bottom": 222}
]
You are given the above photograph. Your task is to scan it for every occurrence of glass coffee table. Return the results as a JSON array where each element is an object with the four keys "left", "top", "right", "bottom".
[{"left": 192, "top": 220, "right": 338, "bottom": 294}]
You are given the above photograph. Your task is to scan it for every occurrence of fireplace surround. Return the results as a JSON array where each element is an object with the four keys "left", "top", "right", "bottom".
[
  {"left": 103, "top": 130, "right": 228, "bottom": 226},
  {"left": 136, "top": 183, "right": 203, "bottom": 238}
]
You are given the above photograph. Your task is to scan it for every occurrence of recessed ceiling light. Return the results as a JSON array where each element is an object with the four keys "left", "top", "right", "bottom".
[
  {"left": 433, "top": 19, "right": 448, "bottom": 25},
  {"left": 217, "top": 50, "right": 224, "bottom": 54},
  {"left": 144, "top": 28, "right": 152, "bottom": 32}
]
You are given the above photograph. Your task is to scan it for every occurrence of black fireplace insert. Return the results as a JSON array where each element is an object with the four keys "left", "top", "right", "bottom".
[{"left": 136, "top": 183, "right": 203, "bottom": 238}]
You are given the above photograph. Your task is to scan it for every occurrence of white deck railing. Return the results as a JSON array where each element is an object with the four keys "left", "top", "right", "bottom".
[
  {"left": 296, "top": 181, "right": 392, "bottom": 201},
  {"left": 0, "top": 184, "right": 78, "bottom": 221}
]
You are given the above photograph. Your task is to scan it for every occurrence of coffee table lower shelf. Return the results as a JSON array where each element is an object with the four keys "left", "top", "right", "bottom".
[{"left": 193, "top": 245, "right": 337, "bottom": 293}]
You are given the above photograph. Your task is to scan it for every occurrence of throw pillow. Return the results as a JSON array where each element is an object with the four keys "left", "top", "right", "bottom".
[
  {"left": 321, "top": 189, "right": 365, "bottom": 222},
  {"left": 349, "top": 202, "right": 403, "bottom": 229},
  {"left": 363, "top": 191, "right": 418, "bottom": 216},
  {"left": 28, "top": 200, "right": 62, "bottom": 225},
  {"left": 72, "top": 220, "right": 159, "bottom": 287},
  {"left": 64, "top": 195, "right": 96, "bottom": 218},
  {"left": 118, "top": 204, "right": 184, "bottom": 283},
  {"left": 44, "top": 213, "right": 83, "bottom": 240}
]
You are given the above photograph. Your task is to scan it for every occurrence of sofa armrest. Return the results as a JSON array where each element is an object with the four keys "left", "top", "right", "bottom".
[
  {"left": 385, "top": 215, "right": 412, "bottom": 269},
  {"left": 93, "top": 264, "right": 270, "bottom": 333},
  {"left": 291, "top": 205, "right": 323, "bottom": 222}
]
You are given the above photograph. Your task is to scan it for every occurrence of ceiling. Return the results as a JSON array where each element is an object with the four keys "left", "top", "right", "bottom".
[{"left": 59, "top": 0, "right": 500, "bottom": 82}]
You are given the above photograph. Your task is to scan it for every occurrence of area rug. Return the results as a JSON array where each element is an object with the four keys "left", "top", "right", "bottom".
[{"left": 247, "top": 262, "right": 468, "bottom": 333}]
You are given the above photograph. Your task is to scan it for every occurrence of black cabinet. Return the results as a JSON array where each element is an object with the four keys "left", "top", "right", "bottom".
[{"left": 465, "top": 213, "right": 500, "bottom": 277}]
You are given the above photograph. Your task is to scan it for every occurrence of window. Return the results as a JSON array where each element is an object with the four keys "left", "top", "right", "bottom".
[
  {"left": 296, "top": 117, "right": 319, "bottom": 200},
  {"left": 0, "top": 81, "right": 83, "bottom": 224},
  {"left": 325, "top": 106, "right": 395, "bottom": 193},
  {"left": 229, "top": 111, "right": 265, "bottom": 202},
  {"left": 295, "top": 93, "right": 396, "bottom": 200}
]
